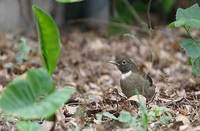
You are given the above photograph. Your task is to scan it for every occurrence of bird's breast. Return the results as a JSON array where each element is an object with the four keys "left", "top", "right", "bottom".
[
  {"left": 121, "top": 70, "right": 132, "bottom": 80},
  {"left": 120, "top": 72, "right": 151, "bottom": 97}
]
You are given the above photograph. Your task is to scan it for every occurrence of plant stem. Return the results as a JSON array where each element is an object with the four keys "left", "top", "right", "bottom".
[
  {"left": 147, "top": 0, "right": 152, "bottom": 30},
  {"left": 122, "top": 0, "right": 147, "bottom": 29}
]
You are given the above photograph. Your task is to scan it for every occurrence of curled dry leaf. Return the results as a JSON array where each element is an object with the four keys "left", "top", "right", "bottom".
[
  {"left": 128, "top": 95, "right": 146, "bottom": 105},
  {"left": 176, "top": 114, "right": 190, "bottom": 125}
]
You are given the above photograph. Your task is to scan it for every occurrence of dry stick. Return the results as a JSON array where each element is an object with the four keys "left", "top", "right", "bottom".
[
  {"left": 147, "top": 0, "right": 153, "bottom": 30},
  {"left": 67, "top": 18, "right": 131, "bottom": 29},
  {"left": 146, "top": 0, "right": 158, "bottom": 104},
  {"left": 147, "top": 0, "right": 155, "bottom": 64},
  {"left": 123, "top": 33, "right": 145, "bottom": 46},
  {"left": 122, "top": 0, "right": 151, "bottom": 45},
  {"left": 66, "top": 18, "right": 151, "bottom": 34}
]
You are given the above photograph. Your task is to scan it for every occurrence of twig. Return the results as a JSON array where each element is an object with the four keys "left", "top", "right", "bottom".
[
  {"left": 123, "top": 33, "right": 145, "bottom": 46},
  {"left": 122, "top": 0, "right": 147, "bottom": 29},
  {"left": 67, "top": 18, "right": 131, "bottom": 29},
  {"left": 66, "top": 18, "right": 151, "bottom": 34},
  {"left": 147, "top": 0, "right": 155, "bottom": 64},
  {"left": 147, "top": 0, "right": 153, "bottom": 30}
]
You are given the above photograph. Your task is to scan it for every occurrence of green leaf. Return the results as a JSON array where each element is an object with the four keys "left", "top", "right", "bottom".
[
  {"left": 0, "top": 68, "right": 75, "bottom": 119},
  {"left": 181, "top": 39, "right": 200, "bottom": 59},
  {"left": 32, "top": 5, "right": 61, "bottom": 74},
  {"left": 118, "top": 110, "right": 132, "bottom": 123},
  {"left": 56, "top": 0, "right": 83, "bottom": 3},
  {"left": 160, "top": 113, "right": 172, "bottom": 125},
  {"left": 170, "top": 18, "right": 200, "bottom": 28},
  {"left": 170, "top": 4, "right": 200, "bottom": 77},
  {"left": 16, "top": 121, "right": 44, "bottom": 131},
  {"left": 181, "top": 39, "right": 200, "bottom": 77},
  {"left": 176, "top": 4, "right": 200, "bottom": 20},
  {"left": 16, "top": 37, "right": 30, "bottom": 63},
  {"left": 192, "top": 56, "right": 200, "bottom": 76},
  {"left": 95, "top": 113, "right": 103, "bottom": 123},
  {"left": 102, "top": 112, "right": 117, "bottom": 120},
  {"left": 169, "top": 4, "right": 200, "bottom": 28},
  {"left": 150, "top": 106, "right": 170, "bottom": 117}
]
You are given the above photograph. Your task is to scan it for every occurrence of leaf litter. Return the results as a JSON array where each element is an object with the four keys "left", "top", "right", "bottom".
[{"left": 0, "top": 28, "right": 200, "bottom": 130}]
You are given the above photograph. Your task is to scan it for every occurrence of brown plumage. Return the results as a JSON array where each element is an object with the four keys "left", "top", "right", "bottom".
[{"left": 109, "top": 55, "right": 155, "bottom": 100}]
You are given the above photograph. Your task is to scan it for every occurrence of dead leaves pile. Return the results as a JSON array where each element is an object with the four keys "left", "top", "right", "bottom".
[{"left": 0, "top": 28, "right": 200, "bottom": 130}]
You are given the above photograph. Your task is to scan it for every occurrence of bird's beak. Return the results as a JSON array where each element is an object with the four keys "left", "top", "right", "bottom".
[{"left": 108, "top": 61, "right": 119, "bottom": 66}]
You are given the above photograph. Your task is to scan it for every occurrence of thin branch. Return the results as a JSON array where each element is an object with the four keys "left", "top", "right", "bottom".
[
  {"left": 66, "top": 18, "right": 149, "bottom": 33},
  {"left": 147, "top": 0, "right": 154, "bottom": 64},
  {"left": 122, "top": 0, "right": 147, "bottom": 29},
  {"left": 147, "top": 0, "right": 153, "bottom": 30}
]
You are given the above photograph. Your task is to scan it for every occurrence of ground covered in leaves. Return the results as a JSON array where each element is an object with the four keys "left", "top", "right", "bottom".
[{"left": 0, "top": 28, "right": 200, "bottom": 131}]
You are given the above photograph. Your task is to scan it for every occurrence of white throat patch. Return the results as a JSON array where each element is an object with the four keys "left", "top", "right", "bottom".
[{"left": 121, "top": 70, "right": 132, "bottom": 80}]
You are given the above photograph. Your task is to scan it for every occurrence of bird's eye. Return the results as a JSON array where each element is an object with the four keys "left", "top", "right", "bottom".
[{"left": 122, "top": 60, "right": 127, "bottom": 65}]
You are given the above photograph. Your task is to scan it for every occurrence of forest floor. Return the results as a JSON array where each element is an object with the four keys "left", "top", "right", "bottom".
[{"left": 0, "top": 28, "right": 200, "bottom": 131}]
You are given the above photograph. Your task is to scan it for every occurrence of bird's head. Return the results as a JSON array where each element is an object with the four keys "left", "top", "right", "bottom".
[{"left": 109, "top": 55, "right": 138, "bottom": 74}]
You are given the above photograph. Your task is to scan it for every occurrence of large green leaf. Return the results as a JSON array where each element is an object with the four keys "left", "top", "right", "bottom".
[
  {"left": 169, "top": 18, "right": 200, "bottom": 28},
  {"left": 169, "top": 4, "right": 200, "bottom": 28},
  {"left": 176, "top": 4, "right": 200, "bottom": 20},
  {"left": 0, "top": 68, "right": 75, "bottom": 119},
  {"left": 16, "top": 121, "right": 44, "bottom": 131},
  {"left": 181, "top": 39, "right": 200, "bottom": 76},
  {"left": 32, "top": 5, "right": 61, "bottom": 74},
  {"left": 192, "top": 56, "right": 200, "bottom": 77},
  {"left": 181, "top": 39, "right": 200, "bottom": 59},
  {"left": 56, "top": 0, "right": 83, "bottom": 3},
  {"left": 169, "top": 4, "right": 200, "bottom": 77}
]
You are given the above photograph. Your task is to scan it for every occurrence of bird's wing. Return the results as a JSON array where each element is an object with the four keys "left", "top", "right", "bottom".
[
  {"left": 143, "top": 73, "right": 153, "bottom": 86},
  {"left": 120, "top": 73, "right": 149, "bottom": 98},
  {"left": 137, "top": 70, "right": 153, "bottom": 86},
  {"left": 140, "top": 72, "right": 155, "bottom": 99}
]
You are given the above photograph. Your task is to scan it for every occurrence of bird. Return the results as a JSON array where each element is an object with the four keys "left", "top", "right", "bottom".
[{"left": 109, "top": 55, "right": 155, "bottom": 100}]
